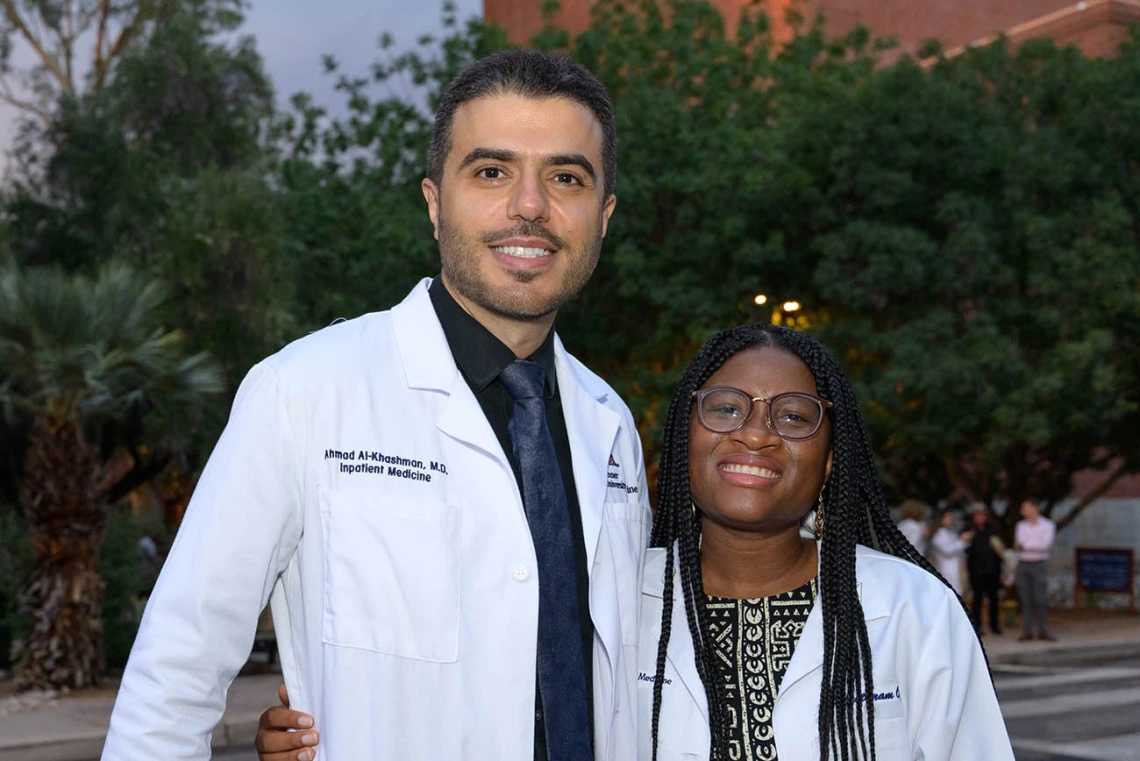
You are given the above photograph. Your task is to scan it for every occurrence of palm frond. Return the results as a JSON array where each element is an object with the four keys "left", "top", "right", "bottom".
[{"left": 0, "top": 262, "right": 225, "bottom": 426}]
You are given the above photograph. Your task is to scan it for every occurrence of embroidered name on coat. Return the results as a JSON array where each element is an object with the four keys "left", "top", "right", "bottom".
[{"left": 324, "top": 448, "right": 444, "bottom": 482}]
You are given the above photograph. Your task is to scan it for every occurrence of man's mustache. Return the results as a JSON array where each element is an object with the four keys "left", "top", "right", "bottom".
[{"left": 482, "top": 222, "right": 565, "bottom": 250}]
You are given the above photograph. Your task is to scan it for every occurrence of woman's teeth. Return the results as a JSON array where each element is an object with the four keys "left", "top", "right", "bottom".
[{"left": 721, "top": 463, "right": 781, "bottom": 478}]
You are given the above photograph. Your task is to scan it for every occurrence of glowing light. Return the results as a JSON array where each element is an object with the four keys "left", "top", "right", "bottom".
[
  {"left": 783, "top": 301, "right": 801, "bottom": 312},
  {"left": 754, "top": 294, "right": 768, "bottom": 306}
]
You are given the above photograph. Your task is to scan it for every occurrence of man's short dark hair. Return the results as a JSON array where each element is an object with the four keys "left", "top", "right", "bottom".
[{"left": 428, "top": 49, "right": 617, "bottom": 197}]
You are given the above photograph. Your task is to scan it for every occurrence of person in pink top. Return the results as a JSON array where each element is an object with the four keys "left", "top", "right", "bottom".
[{"left": 1013, "top": 499, "right": 1057, "bottom": 641}]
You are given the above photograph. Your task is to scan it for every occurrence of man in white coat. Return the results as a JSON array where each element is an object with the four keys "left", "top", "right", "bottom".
[{"left": 102, "top": 50, "right": 649, "bottom": 761}]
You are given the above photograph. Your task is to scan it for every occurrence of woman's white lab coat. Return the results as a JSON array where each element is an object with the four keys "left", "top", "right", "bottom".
[
  {"left": 103, "top": 279, "right": 651, "bottom": 760},
  {"left": 638, "top": 544, "right": 1014, "bottom": 761}
]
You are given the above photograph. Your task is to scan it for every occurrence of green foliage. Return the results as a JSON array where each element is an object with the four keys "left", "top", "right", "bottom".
[
  {"left": 762, "top": 36, "right": 1140, "bottom": 526},
  {"left": 0, "top": 263, "right": 225, "bottom": 425},
  {"left": 0, "top": 262, "right": 226, "bottom": 505},
  {"left": 100, "top": 505, "right": 167, "bottom": 670},
  {"left": 0, "top": 505, "right": 33, "bottom": 670},
  {"left": 3, "top": 2, "right": 291, "bottom": 384}
]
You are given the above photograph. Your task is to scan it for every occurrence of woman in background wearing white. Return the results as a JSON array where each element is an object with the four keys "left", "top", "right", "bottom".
[{"left": 931, "top": 510, "right": 969, "bottom": 595}]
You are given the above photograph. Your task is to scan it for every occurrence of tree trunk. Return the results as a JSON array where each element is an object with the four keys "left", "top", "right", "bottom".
[{"left": 13, "top": 415, "right": 106, "bottom": 691}]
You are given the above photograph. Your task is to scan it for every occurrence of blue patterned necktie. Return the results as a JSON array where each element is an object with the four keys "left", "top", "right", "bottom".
[{"left": 499, "top": 359, "right": 592, "bottom": 761}]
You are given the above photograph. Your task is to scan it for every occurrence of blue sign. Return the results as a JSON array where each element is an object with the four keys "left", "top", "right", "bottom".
[{"left": 1076, "top": 549, "right": 1133, "bottom": 593}]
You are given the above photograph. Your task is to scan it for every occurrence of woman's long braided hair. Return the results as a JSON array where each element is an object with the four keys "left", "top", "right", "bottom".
[{"left": 649, "top": 323, "right": 976, "bottom": 761}]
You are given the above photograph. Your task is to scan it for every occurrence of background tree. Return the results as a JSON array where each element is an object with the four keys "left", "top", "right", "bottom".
[
  {"left": 0, "top": 262, "right": 223, "bottom": 689},
  {"left": 764, "top": 36, "right": 1140, "bottom": 535},
  {"left": 0, "top": 0, "right": 246, "bottom": 126},
  {"left": 0, "top": 2, "right": 289, "bottom": 515}
]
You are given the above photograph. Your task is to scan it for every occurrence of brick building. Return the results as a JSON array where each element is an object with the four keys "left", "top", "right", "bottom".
[{"left": 484, "top": 0, "right": 1140, "bottom": 58}]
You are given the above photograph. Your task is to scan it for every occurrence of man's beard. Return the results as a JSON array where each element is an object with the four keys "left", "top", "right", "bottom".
[{"left": 438, "top": 216, "right": 603, "bottom": 322}]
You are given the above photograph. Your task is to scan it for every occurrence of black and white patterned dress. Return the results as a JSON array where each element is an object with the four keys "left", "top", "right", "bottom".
[{"left": 706, "top": 578, "right": 818, "bottom": 761}]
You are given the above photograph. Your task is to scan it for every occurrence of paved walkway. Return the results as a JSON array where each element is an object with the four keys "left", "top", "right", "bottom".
[
  {"left": 0, "top": 612, "right": 1137, "bottom": 761},
  {"left": 0, "top": 672, "right": 281, "bottom": 761},
  {"left": 980, "top": 608, "right": 1140, "bottom": 665}
]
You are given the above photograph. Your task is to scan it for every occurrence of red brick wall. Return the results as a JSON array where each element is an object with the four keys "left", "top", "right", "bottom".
[
  {"left": 484, "top": 0, "right": 777, "bottom": 43},
  {"left": 484, "top": 0, "right": 1133, "bottom": 56},
  {"left": 815, "top": 0, "right": 1074, "bottom": 54}
]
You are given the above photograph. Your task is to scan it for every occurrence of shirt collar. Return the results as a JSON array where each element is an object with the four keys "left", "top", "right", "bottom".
[{"left": 428, "top": 276, "right": 557, "bottom": 397}]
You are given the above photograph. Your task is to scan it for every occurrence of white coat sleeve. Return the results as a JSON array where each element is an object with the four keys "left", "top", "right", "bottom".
[
  {"left": 102, "top": 362, "right": 304, "bottom": 760},
  {"left": 910, "top": 586, "right": 1015, "bottom": 761}
]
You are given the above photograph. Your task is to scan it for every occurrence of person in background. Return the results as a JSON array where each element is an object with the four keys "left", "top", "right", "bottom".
[
  {"left": 1014, "top": 499, "right": 1057, "bottom": 642},
  {"left": 965, "top": 504, "right": 1004, "bottom": 636},
  {"left": 930, "top": 510, "right": 968, "bottom": 596},
  {"left": 896, "top": 499, "right": 930, "bottom": 557}
]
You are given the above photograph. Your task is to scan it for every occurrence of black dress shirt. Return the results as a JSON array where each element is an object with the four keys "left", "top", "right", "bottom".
[{"left": 429, "top": 277, "right": 594, "bottom": 761}]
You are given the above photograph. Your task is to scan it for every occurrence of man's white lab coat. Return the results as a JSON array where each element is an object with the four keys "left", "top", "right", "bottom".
[{"left": 103, "top": 279, "right": 651, "bottom": 760}]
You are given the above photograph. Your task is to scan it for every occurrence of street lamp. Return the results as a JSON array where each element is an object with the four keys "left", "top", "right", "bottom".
[
  {"left": 754, "top": 294, "right": 768, "bottom": 306},
  {"left": 782, "top": 301, "right": 801, "bottom": 312}
]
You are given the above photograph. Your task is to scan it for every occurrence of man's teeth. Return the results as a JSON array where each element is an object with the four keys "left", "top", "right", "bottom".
[
  {"left": 492, "top": 246, "right": 552, "bottom": 258},
  {"left": 721, "top": 464, "right": 781, "bottom": 478}
]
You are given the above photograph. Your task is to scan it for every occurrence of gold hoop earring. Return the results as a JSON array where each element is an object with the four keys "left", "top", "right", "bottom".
[
  {"left": 691, "top": 501, "right": 699, "bottom": 521},
  {"left": 814, "top": 488, "right": 825, "bottom": 538}
]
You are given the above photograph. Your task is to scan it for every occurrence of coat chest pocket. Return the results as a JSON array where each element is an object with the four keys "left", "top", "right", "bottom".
[
  {"left": 604, "top": 499, "right": 646, "bottom": 647},
  {"left": 873, "top": 717, "right": 910, "bottom": 757},
  {"left": 319, "top": 485, "right": 460, "bottom": 662}
]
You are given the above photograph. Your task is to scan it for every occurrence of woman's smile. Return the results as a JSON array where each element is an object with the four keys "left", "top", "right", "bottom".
[{"left": 717, "top": 454, "right": 783, "bottom": 486}]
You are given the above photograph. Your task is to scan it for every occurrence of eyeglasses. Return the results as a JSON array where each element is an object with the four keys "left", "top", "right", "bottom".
[{"left": 691, "top": 386, "right": 832, "bottom": 441}]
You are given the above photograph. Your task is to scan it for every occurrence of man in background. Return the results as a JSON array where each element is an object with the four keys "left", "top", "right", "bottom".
[
  {"left": 965, "top": 504, "right": 1004, "bottom": 636},
  {"left": 1014, "top": 499, "right": 1057, "bottom": 642}
]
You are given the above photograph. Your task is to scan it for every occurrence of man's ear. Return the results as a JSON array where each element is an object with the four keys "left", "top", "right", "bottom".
[
  {"left": 600, "top": 194, "right": 616, "bottom": 238},
  {"left": 422, "top": 178, "right": 441, "bottom": 240}
]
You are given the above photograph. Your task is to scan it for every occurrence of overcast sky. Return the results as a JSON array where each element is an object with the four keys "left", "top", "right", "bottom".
[
  {"left": 0, "top": 0, "right": 484, "bottom": 164},
  {"left": 246, "top": 0, "right": 483, "bottom": 109}
]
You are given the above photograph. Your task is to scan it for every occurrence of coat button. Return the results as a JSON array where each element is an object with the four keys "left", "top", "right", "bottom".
[{"left": 512, "top": 564, "right": 530, "bottom": 582}]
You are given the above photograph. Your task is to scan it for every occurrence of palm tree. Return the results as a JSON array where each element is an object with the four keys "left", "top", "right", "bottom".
[{"left": 0, "top": 262, "right": 224, "bottom": 690}]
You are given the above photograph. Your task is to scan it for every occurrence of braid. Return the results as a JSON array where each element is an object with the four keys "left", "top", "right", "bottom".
[
  {"left": 650, "top": 540, "right": 674, "bottom": 761},
  {"left": 650, "top": 323, "right": 983, "bottom": 761}
]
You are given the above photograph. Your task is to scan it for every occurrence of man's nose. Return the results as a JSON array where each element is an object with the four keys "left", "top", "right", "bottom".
[{"left": 507, "top": 172, "right": 551, "bottom": 222}]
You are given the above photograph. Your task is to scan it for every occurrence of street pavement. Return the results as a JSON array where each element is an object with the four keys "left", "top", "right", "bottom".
[
  {"left": 212, "top": 749, "right": 258, "bottom": 761},
  {"left": 995, "top": 649, "right": 1140, "bottom": 761}
]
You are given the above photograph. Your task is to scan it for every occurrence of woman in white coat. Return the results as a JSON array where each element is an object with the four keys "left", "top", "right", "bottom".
[
  {"left": 641, "top": 323, "right": 1012, "bottom": 761},
  {"left": 930, "top": 510, "right": 969, "bottom": 595}
]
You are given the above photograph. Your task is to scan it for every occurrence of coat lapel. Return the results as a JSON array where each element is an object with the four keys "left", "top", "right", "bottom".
[
  {"left": 644, "top": 547, "right": 709, "bottom": 723},
  {"left": 391, "top": 279, "right": 511, "bottom": 469},
  {"left": 554, "top": 337, "right": 619, "bottom": 571},
  {"left": 777, "top": 545, "right": 892, "bottom": 699}
]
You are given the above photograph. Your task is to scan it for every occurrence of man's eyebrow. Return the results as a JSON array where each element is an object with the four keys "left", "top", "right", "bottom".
[
  {"left": 457, "top": 147, "right": 518, "bottom": 171},
  {"left": 545, "top": 153, "right": 597, "bottom": 181}
]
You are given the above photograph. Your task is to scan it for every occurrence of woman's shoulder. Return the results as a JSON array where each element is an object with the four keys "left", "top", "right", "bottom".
[{"left": 853, "top": 544, "right": 961, "bottom": 615}]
